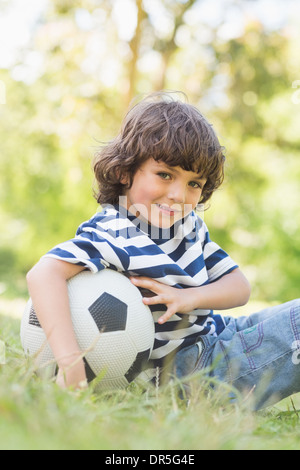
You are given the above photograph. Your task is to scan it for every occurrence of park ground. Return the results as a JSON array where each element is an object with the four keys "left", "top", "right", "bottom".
[{"left": 1, "top": 298, "right": 300, "bottom": 450}]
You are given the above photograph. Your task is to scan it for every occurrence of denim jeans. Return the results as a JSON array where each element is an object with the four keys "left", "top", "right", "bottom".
[{"left": 174, "top": 299, "right": 300, "bottom": 410}]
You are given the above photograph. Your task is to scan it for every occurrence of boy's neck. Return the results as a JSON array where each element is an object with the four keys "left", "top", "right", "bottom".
[{"left": 113, "top": 203, "right": 186, "bottom": 242}]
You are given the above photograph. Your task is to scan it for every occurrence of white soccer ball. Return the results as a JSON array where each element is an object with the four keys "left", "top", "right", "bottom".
[{"left": 20, "top": 269, "right": 155, "bottom": 391}]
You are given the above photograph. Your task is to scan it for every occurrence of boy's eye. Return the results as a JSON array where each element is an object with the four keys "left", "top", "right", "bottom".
[
  {"left": 158, "top": 172, "right": 171, "bottom": 180},
  {"left": 189, "top": 181, "right": 202, "bottom": 189}
]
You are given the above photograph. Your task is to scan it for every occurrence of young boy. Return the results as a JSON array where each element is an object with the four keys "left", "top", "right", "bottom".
[{"left": 27, "top": 92, "right": 300, "bottom": 409}]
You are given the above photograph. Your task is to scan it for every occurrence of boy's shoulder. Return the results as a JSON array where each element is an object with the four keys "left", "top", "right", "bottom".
[
  {"left": 75, "top": 206, "right": 118, "bottom": 234},
  {"left": 79, "top": 205, "right": 119, "bottom": 225},
  {"left": 76, "top": 206, "right": 147, "bottom": 241}
]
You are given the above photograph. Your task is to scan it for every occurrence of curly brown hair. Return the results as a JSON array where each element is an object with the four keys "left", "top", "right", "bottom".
[{"left": 93, "top": 92, "right": 225, "bottom": 206}]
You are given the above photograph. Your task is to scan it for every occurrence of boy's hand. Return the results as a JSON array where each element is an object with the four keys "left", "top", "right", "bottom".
[
  {"left": 130, "top": 269, "right": 251, "bottom": 324},
  {"left": 56, "top": 356, "right": 88, "bottom": 390},
  {"left": 130, "top": 276, "right": 195, "bottom": 324}
]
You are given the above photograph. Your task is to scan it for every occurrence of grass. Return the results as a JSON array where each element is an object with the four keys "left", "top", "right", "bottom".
[{"left": 1, "top": 307, "right": 300, "bottom": 450}]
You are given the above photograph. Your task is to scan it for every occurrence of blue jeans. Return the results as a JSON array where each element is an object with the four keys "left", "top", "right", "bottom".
[{"left": 174, "top": 299, "right": 300, "bottom": 410}]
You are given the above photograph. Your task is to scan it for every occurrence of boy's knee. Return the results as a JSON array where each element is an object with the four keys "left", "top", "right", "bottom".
[{"left": 289, "top": 299, "right": 300, "bottom": 310}]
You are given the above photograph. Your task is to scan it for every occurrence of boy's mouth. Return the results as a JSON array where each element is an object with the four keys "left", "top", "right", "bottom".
[{"left": 156, "top": 204, "right": 181, "bottom": 216}]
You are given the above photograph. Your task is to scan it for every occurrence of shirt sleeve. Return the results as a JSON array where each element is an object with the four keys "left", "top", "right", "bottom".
[
  {"left": 201, "top": 220, "right": 238, "bottom": 282},
  {"left": 42, "top": 216, "right": 130, "bottom": 273}
]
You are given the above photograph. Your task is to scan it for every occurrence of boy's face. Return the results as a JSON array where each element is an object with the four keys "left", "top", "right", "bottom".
[{"left": 121, "top": 158, "right": 206, "bottom": 228}]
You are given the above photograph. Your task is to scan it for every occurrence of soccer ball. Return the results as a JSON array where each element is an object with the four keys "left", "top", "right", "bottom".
[{"left": 20, "top": 269, "right": 155, "bottom": 391}]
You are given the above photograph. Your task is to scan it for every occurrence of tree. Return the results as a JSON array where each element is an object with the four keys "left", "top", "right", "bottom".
[{"left": 0, "top": 0, "right": 299, "bottom": 302}]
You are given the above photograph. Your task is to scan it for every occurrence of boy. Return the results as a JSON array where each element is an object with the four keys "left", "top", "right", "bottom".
[{"left": 27, "top": 93, "right": 300, "bottom": 409}]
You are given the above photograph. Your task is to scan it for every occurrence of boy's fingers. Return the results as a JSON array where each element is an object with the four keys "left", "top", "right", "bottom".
[
  {"left": 158, "top": 308, "right": 176, "bottom": 324},
  {"left": 158, "top": 314, "right": 170, "bottom": 324},
  {"left": 142, "top": 295, "right": 164, "bottom": 305},
  {"left": 130, "top": 276, "right": 177, "bottom": 323},
  {"left": 131, "top": 276, "right": 162, "bottom": 292}
]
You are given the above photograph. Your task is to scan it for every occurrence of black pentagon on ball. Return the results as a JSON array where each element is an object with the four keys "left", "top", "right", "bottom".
[
  {"left": 54, "top": 359, "right": 96, "bottom": 384},
  {"left": 125, "top": 348, "right": 151, "bottom": 383},
  {"left": 28, "top": 305, "right": 42, "bottom": 328},
  {"left": 83, "top": 357, "right": 97, "bottom": 383},
  {"left": 88, "top": 292, "right": 128, "bottom": 333}
]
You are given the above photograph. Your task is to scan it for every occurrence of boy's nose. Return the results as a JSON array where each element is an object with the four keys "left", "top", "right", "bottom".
[{"left": 167, "top": 182, "right": 186, "bottom": 204}]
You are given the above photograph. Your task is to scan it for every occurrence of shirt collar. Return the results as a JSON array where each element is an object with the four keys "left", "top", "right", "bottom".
[{"left": 111, "top": 203, "right": 190, "bottom": 242}]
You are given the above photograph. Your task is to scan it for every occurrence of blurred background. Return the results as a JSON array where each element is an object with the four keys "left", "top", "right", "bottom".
[{"left": 0, "top": 0, "right": 300, "bottom": 308}]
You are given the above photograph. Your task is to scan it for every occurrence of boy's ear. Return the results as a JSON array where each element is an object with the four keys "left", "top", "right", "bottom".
[
  {"left": 120, "top": 175, "right": 128, "bottom": 185},
  {"left": 119, "top": 171, "right": 129, "bottom": 186}
]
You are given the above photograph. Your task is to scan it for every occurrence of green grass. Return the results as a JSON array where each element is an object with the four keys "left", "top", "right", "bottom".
[{"left": 1, "top": 311, "right": 300, "bottom": 450}]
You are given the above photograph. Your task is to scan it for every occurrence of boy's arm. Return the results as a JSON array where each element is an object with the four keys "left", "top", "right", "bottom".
[
  {"left": 185, "top": 267, "right": 251, "bottom": 310},
  {"left": 130, "top": 268, "right": 251, "bottom": 324},
  {"left": 26, "top": 257, "right": 87, "bottom": 389}
]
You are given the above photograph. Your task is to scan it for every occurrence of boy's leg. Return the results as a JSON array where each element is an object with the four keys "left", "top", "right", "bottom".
[{"left": 174, "top": 299, "right": 300, "bottom": 410}]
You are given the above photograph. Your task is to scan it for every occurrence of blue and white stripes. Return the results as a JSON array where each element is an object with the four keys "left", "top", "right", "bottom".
[{"left": 44, "top": 205, "right": 238, "bottom": 366}]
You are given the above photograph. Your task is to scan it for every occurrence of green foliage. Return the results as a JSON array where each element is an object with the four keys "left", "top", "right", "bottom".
[
  {"left": 0, "top": 0, "right": 300, "bottom": 302},
  {"left": 0, "top": 1, "right": 299, "bottom": 451}
]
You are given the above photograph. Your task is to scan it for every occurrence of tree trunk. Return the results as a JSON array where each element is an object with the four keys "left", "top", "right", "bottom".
[{"left": 126, "top": 0, "right": 144, "bottom": 107}]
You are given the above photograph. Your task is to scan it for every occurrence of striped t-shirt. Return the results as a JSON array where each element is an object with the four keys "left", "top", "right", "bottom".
[{"left": 44, "top": 205, "right": 238, "bottom": 369}]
